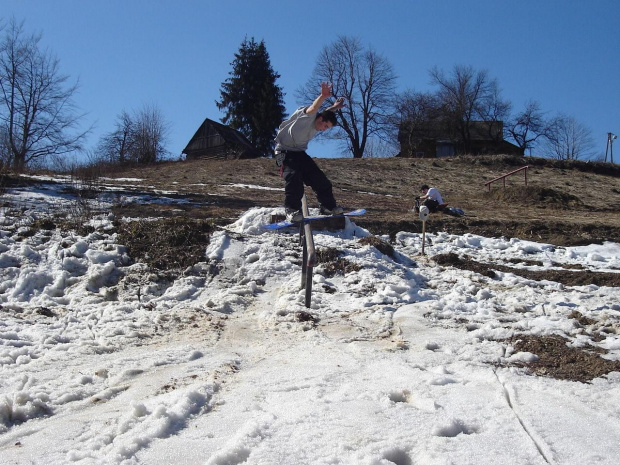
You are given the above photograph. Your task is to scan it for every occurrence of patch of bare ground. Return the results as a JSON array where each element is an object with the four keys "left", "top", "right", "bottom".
[
  {"left": 432, "top": 252, "right": 620, "bottom": 287},
  {"left": 502, "top": 334, "right": 620, "bottom": 383},
  {"left": 316, "top": 247, "right": 363, "bottom": 279},
  {"left": 488, "top": 185, "right": 583, "bottom": 208},
  {"left": 87, "top": 154, "right": 619, "bottom": 246},
  {"left": 115, "top": 217, "right": 215, "bottom": 270},
  {"left": 316, "top": 237, "right": 395, "bottom": 278}
]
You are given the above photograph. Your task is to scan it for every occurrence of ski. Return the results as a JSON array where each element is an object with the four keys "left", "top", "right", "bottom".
[{"left": 263, "top": 208, "right": 366, "bottom": 230}]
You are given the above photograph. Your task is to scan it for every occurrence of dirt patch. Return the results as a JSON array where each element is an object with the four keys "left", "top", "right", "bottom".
[
  {"left": 316, "top": 248, "right": 342, "bottom": 263},
  {"left": 433, "top": 253, "right": 498, "bottom": 278},
  {"left": 295, "top": 311, "right": 319, "bottom": 326},
  {"left": 488, "top": 186, "right": 583, "bottom": 209},
  {"left": 503, "top": 334, "right": 620, "bottom": 383},
  {"left": 569, "top": 310, "right": 598, "bottom": 327},
  {"left": 358, "top": 235, "right": 396, "bottom": 258},
  {"left": 432, "top": 252, "right": 620, "bottom": 287},
  {"left": 115, "top": 217, "right": 214, "bottom": 270},
  {"left": 316, "top": 247, "right": 362, "bottom": 277}
]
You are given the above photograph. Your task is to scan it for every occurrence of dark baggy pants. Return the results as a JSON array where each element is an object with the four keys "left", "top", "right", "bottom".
[
  {"left": 280, "top": 151, "right": 337, "bottom": 211},
  {"left": 423, "top": 198, "right": 440, "bottom": 212},
  {"left": 415, "top": 198, "right": 440, "bottom": 213}
]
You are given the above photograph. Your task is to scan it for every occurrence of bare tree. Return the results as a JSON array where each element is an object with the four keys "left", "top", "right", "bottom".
[
  {"left": 479, "top": 83, "right": 512, "bottom": 143},
  {"left": 297, "top": 36, "right": 397, "bottom": 158},
  {"left": 543, "top": 114, "right": 596, "bottom": 160},
  {"left": 505, "top": 101, "right": 550, "bottom": 155},
  {"left": 429, "top": 65, "right": 510, "bottom": 154},
  {"left": 0, "top": 19, "right": 88, "bottom": 171},
  {"left": 0, "top": 124, "right": 8, "bottom": 169},
  {"left": 394, "top": 90, "right": 443, "bottom": 157},
  {"left": 97, "top": 105, "right": 170, "bottom": 164},
  {"left": 132, "top": 104, "right": 169, "bottom": 163},
  {"left": 97, "top": 111, "right": 134, "bottom": 164}
]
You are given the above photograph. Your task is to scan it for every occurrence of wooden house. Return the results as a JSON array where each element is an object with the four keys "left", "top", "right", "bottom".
[
  {"left": 398, "top": 120, "right": 521, "bottom": 158},
  {"left": 182, "top": 118, "right": 263, "bottom": 160}
]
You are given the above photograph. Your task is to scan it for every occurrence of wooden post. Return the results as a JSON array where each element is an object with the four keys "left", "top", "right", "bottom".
[
  {"left": 419, "top": 205, "right": 429, "bottom": 255},
  {"left": 300, "top": 194, "right": 315, "bottom": 308},
  {"left": 421, "top": 219, "right": 427, "bottom": 255},
  {"left": 300, "top": 222, "right": 307, "bottom": 288}
]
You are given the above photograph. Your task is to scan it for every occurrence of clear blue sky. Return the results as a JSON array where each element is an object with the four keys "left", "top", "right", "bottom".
[{"left": 3, "top": 0, "right": 619, "bottom": 161}]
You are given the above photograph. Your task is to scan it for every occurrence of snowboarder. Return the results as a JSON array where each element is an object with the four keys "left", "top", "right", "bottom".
[{"left": 274, "top": 82, "right": 346, "bottom": 222}]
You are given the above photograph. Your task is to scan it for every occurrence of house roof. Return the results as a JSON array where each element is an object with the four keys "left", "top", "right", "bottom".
[
  {"left": 467, "top": 121, "right": 503, "bottom": 141},
  {"left": 182, "top": 118, "right": 262, "bottom": 158}
]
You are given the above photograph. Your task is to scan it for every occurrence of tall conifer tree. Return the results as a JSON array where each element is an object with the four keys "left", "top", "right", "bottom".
[{"left": 217, "top": 38, "right": 285, "bottom": 157}]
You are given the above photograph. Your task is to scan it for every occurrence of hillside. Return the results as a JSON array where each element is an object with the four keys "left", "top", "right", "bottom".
[
  {"left": 105, "top": 155, "right": 620, "bottom": 247},
  {"left": 1, "top": 156, "right": 620, "bottom": 463}
]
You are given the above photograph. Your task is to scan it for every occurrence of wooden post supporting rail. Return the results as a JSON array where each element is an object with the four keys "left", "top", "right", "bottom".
[{"left": 299, "top": 194, "right": 315, "bottom": 308}]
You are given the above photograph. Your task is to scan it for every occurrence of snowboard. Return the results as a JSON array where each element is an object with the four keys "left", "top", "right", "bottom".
[{"left": 263, "top": 208, "right": 366, "bottom": 230}]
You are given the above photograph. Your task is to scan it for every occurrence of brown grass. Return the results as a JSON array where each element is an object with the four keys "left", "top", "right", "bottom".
[
  {"left": 100, "top": 154, "right": 619, "bottom": 246},
  {"left": 504, "top": 334, "right": 620, "bottom": 383}
]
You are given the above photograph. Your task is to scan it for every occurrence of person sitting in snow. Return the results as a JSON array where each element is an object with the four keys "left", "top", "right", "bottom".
[{"left": 415, "top": 184, "right": 445, "bottom": 213}]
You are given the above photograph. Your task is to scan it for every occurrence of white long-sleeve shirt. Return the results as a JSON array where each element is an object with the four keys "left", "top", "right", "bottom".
[{"left": 426, "top": 187, "right": 443, "bottom": 204}]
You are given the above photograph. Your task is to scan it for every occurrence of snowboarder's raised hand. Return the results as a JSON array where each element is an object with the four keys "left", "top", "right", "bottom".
[
  {"left": 308, "top": 82, "right": 344, "bottom": 114},
  {"left": 329, "top": 97, "right": 346, "bottom": 111},
  {"left": 320, "top": 81, "right": 333, "bottom": 98},
  {"left": 320, "top": 82, "right": 346, "bottom": 110}
]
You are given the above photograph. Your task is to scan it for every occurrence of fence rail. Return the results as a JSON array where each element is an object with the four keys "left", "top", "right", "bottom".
[{"left": 484, "top": 165, "right": 530, "bottom": 192}]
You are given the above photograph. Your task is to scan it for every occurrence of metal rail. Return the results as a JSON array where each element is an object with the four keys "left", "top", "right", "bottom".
[
  {"left": 299, "top": 194, "right": 315, "bottom": 308},
  {"left": 484, "top": 165, "right": 530, "bottom": 192}
]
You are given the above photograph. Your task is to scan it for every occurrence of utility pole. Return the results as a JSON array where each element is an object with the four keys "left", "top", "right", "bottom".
[{"left": 605, "top": 132, "right": 617, "bottom": 163}]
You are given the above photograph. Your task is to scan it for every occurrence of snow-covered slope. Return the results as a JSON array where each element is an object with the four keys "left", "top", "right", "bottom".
[{"left": 1, "top": 181, "right": 619, "bottom": 464}]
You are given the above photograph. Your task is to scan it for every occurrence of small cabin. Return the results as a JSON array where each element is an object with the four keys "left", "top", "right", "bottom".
[
  {"left": 182, "top": 118, "right": 262, "bottom": 160},
  {"left": 398, "top": 120, "right": 521, "bottom": 158}
]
